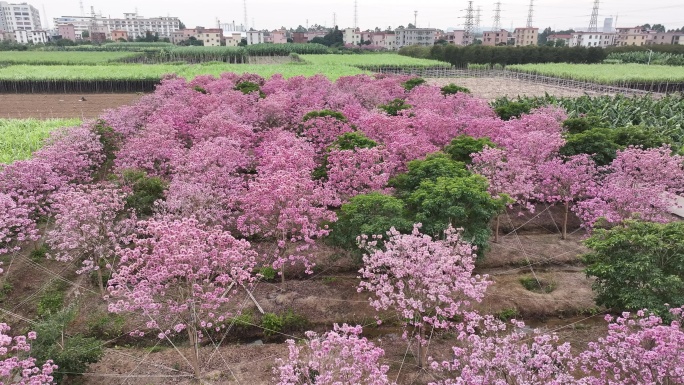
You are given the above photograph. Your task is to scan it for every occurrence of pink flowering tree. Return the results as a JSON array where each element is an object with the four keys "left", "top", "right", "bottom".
[
  {"left": 107, "top": 218, "right": 258, "bottom": 380},
  {"left": 429, "top": 314, "right": 576, "bottom": 385},
  {"left": 0, "top": 194, "right": 37, "bottom": 256},
  {"left": 358, "top": 224, "right": 491, "bottom": 368},
  {"left": 537, "top": 154, "right": 599, "bottom": 239},
  {"left": 575, "top": 146, "right": 684, "bottom": 229},
  {"left": 325, "top": 146, "right": 395, "bottom": 200},
  {"left": 575, "top": 308, "right": 684, "bottom": 385},
  {"left": 237, "top": 170, "right": 338, "bottom": 282},
  {"left": 45, "top": 184, "right": 131, "bottom": 294},
  {"left": 274, "top": 324, "right": 395, "bottom": 385},
  {"left": 0, "top": 324, "right": 57, "bottom": 385}
]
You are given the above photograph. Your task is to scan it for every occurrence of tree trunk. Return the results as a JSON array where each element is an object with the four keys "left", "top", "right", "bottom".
[
  {"left": 494, "top": 215, "right": 500, "bottom": 243},
  {"left": 562, "top": 201, "right": 569, "bottom": 240},
  {"left": 187, "top": 326, "right": 201, "bottom": 381},
  {"left": 417, "top": 324, "right": 426, "bottom": 369},
  {"left": 96, "top": 268, "right": 105, "bottom": 296},
  {"left": 280, "top": 266, "right": 285, "bottom": 285}
]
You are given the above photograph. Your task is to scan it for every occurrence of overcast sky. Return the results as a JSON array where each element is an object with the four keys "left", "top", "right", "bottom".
[{"left": 41, "top": 0, "right": 684, "bottom": 32}]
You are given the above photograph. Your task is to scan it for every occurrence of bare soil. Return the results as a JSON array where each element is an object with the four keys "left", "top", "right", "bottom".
[
  {"left": 0, "top": 94, "right": 143, "bottom": 119},
  {"left": 427, "top": 77, "right": 606, "bottom": 99}
]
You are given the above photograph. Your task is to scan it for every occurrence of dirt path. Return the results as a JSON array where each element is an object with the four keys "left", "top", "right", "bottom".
[
  {"left": 427, "top": 77, "right": 607, "bottom": 100},
  {"left": 0, "top": 94, "right": 142, "bottom": 119}
]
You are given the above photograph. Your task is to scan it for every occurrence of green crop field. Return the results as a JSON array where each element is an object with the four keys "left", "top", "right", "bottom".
[
  {"left": 0, "top": 62, "right": 371, "bottom": 81},
  {"left": 0, "top": 118, "right": 81, "bottom": 164},
  {"left": 300, "top": 54, "right": 451, "bottom": 68},
  {"left": 0, "top": 51, "right": 144, "bottom": 65},
  {"left": 507, "top": 63, "right": 684, "bottom": 84}
]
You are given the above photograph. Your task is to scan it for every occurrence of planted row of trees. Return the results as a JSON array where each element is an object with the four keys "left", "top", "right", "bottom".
[{"left": 1, "top": 73, "right": 683, "bottom": 382}]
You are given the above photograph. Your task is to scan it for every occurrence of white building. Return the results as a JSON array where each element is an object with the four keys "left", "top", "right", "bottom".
[
  {"left": 343, "top": 27, "right": 361, "bottom": 45},
  {"left": 246, "top": 30, "right": 263, "bottom": 45},
  {"left": 97, "top": 12, "right": 179, "bottom": 39},
  {"left": 0, "top": 1, "right": 42, "bottom": 32},
  {"left": 14, "top": 28, "right": 47, "bottom": 43},
  {"left": 570, "top": 32, "right": 616, "bottom": 48},
  {"left": 395, "top": 27, "right": 436, "bottom": 49}
]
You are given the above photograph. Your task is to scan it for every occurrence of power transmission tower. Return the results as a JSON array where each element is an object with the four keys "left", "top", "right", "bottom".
[
  {"left": 493, "top": 2, "right": 502, "bottom": 31},
  {"left": 475, "top": 6, "right": 482, "bottom": 35},
  {"left": 588, "top": 0, "right": 599, "bottom": 32},
  {"left": 79, "top": 0, "right": 84, "bottom": 17},
  {"left": 354, "top": 0, "right": 358, "bottom": 29},
  {"left": 414, "top": 10, "right": 418, "bottom": 28},
  {"left": 464, "top": 1, "right": 474, "bottom": 45},
  {"left": 243, "top": 0, "right": 248, "bottom": 32},
  {"left": 526, "top": 0, "right": 534, "bottom": 28}
]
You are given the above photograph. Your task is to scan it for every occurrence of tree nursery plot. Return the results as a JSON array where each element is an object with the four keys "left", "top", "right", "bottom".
[
  {"left": 0, "top": 73, "right": 683, "bottom": 384},
  {"left": 0, "top": 118, "right": 81, "bottom": 163},
  {"left": 0, "top": 51, "right": 144, "bottom": 65},
  {"left": 507, "top": 63, "right": 684, "bottom": 84}
]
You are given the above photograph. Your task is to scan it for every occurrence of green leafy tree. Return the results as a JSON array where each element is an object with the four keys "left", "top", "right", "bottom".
[
  {"left": 328, "top": 193, "right": 412, "bottom": 262},
  {"left": 440, "top": 83, "right": 471, "bottom": 95},
  {"left": 119, "top": 170, "right": 167, "bottom": 217},
  {"left": 402, "top": 78, "right": 426, "bottom": 91},
  {"left": 560, "top": 128, "right": 621, "bottom": 166},
  {"left": 494, "top": 101, "right": 533, "bottom": 120},
  {"left": 389, "top": 153, "right": 469, "bottom": 198},
  {"left": 407, "top": 175, "right": 507, "bottom": 253},
  {"left": 444, "top": 135, "right": 495, "bottom": 164},
  {"left": 378, "top": 99, "right": 412, "bottom": 116},
  {"left": 583, "top": 221, "right": 684, "bottom": 318}
]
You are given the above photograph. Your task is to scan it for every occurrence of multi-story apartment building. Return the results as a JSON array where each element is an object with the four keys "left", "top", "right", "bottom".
[
  {"left": 358, "top": 31, "right": 396, "bottom": 49},
  {"left": 14, "top": 28, "right": 47, "bottom": 43},
  {"left": 0, "top": 1, "right": 41, "bottom": 32},
  {"left": 513, "top": 27, "right": 538, "bottom": 46},
  {"left": 246, "top": 30, "right": 264, "bottom": 45},
  {"left": 569, "top": 32, "right": 616, "bottom": 48},
  {"left": 395, "top": 27, "right": 436, "bottom": 49},
  {"left": 53, "top": 16, "right": 92, "bottom": 39},
  {"left": 437, "top": 30, "right": 467, "bottom": 46},
  {"left": 171, "top": 27, "right": 224, "bottom": 46},
  {"left": 0, "top": 30, "right": 15, "bottom": 41},
  {"left": 264, "top": 30, "right": 286, "bottom": 44},
  {"left": 293, "top": 30, "right": 326, "bottom": 44},
  {"left": 482, "top": 30, "right": 509, "bottom": 46},
  {"left": 344, "top": 27, "right": 361, "bottom": 45},
  {"left": 57, "top": 23, "right": 76, "bottom": 41},
  {"left": 96, "top": 12, "right": 179, "bottom": 39},
  {"left": 615, "top": 27, "right": 649, "bottom": 46},
  {"left": 224, "top": 32, "right": 241, "bottom": 46},
  {"left": 647, "top": 31, "right": 684, "bottom": 45}
]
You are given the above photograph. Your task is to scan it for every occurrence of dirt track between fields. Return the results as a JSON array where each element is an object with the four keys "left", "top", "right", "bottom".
[{"left": 0, "top": 94, "right": 143, "bottom": 119}]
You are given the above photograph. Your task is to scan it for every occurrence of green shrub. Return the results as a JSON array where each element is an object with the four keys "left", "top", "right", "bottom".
[
  {"left": 0, "top": 281, "right": 12, "bottom": 302},
  {"left": 494, "top": 101, "right": 533, "bottom": 121},
  {"left": 562, "top": 116, "right": 606, "bottom": 134},
  {"left": 560, "top": 127, "right": 621, "bottom": 166},
  {"left": 583, "top": 220, "right": 684, "bottom": 318},
  {"left": 193, "top": 85, "right": 207, "bottom": 94},
  {"left": 378, "top": 98, "right": 412, "bottom": 116},
  {"left": 444, "top": 136, "right": 495, "bottom": 164},
  {"left": 87, "top": 312, "right": 125, "bottom": 340},
  {"left": 29, "top": 244, "right": 49, "bottom": 262},
  {"left": 440, "top": 83, "right": 471, "bottom": 95},
  {"left": 328, "top": 193, "right": 412, "bottom": 261},
  {"left": 402, "top": 77, "right": 426, "bottom": 91},
  {"left": 234, "top": 81, "right": 266, "bottom": 98},
  {"left": 258, "top": 266, "right": 277, "bottom": 281},
  {"left": 302, "top": 109, "right": 348, "bottom": 123},
  {"left": 519, "top": 276, "right": 557, "bottom": 293},
  {"left": 120, "top": 169, "right": 167, "bottom": 216},
  {"left": 407, "top": 175, "right": 507, "bottom": 254},
  {"left": 37, "top": 284, "right": 66, "bottom": 317},
  {"left": 389, "top": 152, "right": 469, "bottom": 198},
  {"left": 495, "top": 308, "right": 520, "bottom": 321},
  {"left": 32, "top": 307, "right": 103, "bottom": 383},
  {"left": 282, "top": 309, "right": 308, "bottom": 332},
  {"left": 261, "top": 313, "right": 284, "bottom": 337}
]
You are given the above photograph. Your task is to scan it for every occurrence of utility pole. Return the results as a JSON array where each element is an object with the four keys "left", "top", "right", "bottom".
[
  {"left": 464, "top": 1, "right": 474, "bottom": 45},
  {"left": 526, "top": 0, "right": 534, "bottom": 28},
  {"left": 589, "top": 0, "right": 599, "bottom": 32},
  {"left": 414, "top": 10, "right": 418, "bottom": 27},
  {"left": 493, "top": 2, "right": 502, "bottom": 31}
]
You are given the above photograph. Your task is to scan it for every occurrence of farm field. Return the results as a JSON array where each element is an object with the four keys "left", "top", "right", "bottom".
[
  {"left": 0, "top": 118, "right": 80, "bottom": 163},
  {"left": 507, "top": 63, "right": 684, "bottom": 84},
  {"left": 0, "top": 67, "right": 682, "bottom": 385},
  {"left": 0, "top": 51, "right": 144, "bottom": 65}
]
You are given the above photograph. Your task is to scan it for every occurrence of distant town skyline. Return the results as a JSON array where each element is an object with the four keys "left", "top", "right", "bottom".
[{"left": 39, "top": 0, "right": 683, "bottom": 32}]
